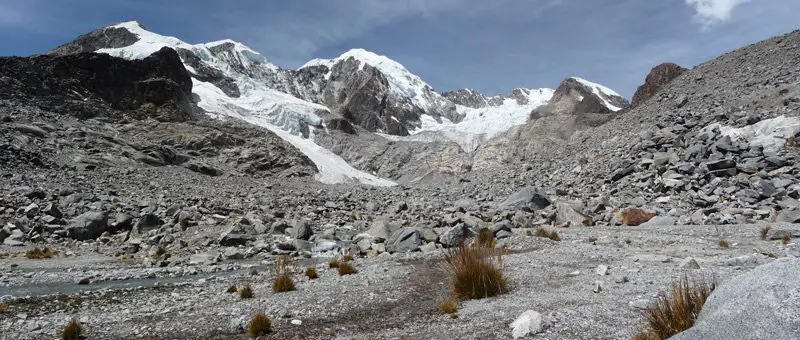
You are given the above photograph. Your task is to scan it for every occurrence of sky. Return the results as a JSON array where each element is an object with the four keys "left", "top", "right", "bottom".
[{"left": 0, "top": 0, "right": 798, "bottom": 98}]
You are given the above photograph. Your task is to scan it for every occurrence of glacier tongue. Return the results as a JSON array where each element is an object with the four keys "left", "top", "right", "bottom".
[
  {"left": 402, "top": 88, "right": 554, "bottom": 151},
  {"left": 97, "top": 21, "right": 396, "bottom": 187}
]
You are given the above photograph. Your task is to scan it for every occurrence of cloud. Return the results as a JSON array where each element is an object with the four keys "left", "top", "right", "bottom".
[
  {"left": 685, "top": 0, "right": 752, "bottom": 27},
  {"left": 218, "top": 0, "right": 535, "bottom": 67}
]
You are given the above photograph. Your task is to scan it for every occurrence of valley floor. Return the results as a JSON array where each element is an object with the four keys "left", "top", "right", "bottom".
[{"left": 2, "top": 222, "right": 796, "bottom": 339}]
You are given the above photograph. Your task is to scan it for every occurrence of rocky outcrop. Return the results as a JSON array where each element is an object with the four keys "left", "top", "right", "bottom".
[
  {"left": 48, "top": 26, "right": 138, "bottom": 56},
  {"left": 631, "top": 63, "right": 687, "bottom": 107},
  {"left": 532, "top": 77, "right": 629, "bottom": 117},
  {"left": 0, "top": 47, "right": 194, "bottom": 122}
]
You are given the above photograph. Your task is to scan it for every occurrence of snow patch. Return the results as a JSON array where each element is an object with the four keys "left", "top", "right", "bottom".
[{"left": 713, "top": 116, "right": 800, "bottom": 153}]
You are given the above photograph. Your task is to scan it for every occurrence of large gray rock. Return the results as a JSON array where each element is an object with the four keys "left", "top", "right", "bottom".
[
  {"left": 386, "top": 228, "right": 422, "bottom": 253},
  {"left": 365, "top": 219, "right": 394, "bottom": 242},
  {"left": 439, "top": 224, "right": 477, "bottom": 248},
  {"left": 67, "top": 211, "right": 108, "bottom": 240},
  {"left": 555, "top": 201, "right": 592, "bottom": 226},
  {"left": 673, "top": 258, "right": 800, "bottom": 340},
  {"left": 498, "top": 187, "right": 552, "bottom": 211},
  {"left": 291, "top": 218, "right": 313, "bottom": 240}
]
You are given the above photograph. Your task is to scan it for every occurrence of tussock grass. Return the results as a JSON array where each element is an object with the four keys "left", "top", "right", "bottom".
[
  {"left": 337, "top": 261, "right": 358, "bottom": 276},
  {"left": 247, "top": 312, "right": 271, "bottom": 337},
  {"left": 439, "top": 298, "right": 460, "bottom": 314},
  {"left": 760, "top": 226, "right": 772, "bottom": 240},
  {"left": 444, "top": 242, "right": 508, "bottom": 300},
  {"left": 239, "top": 284, "right": 253, "bottom": 299},
  {"left": 249, "top": 267, "right": 259, "bottom": 276},
  {"left": 534, "top": 227, "right": 561, "bottom": 241},
  {"left": 0, "top": 303, "right": 5, "bottom": 314},
  {"left": 633, "top": 276, "right": 715, "bottom": 340},
  {"left": 226, "top": 285, "right": 238, "bottom": 293},
  {"left": 782, "top": 233, "right": 792, "bottom": 244},
  {"left": 328, "top": 257, "right": 340, "bottom": 269},
  {"left": 475, "top": 228, "right": 495, "bottom": 248},
  {"left": 61, "top": 318, "right": 83, "bottom": 340},
  {"left": 718, "top": 239, "right": 730, "bottom": 248},
  {"left": 342, "top": 254, "right": 354, "bottom": 262},
  {"left": 305, "top": 267, "right": 319, "bottom": 279},
  {"left": 25, "top": 247, "right": 54, "bottom": 259},
  {"left": 272, "top": 272, "right": 296, "bottom": 293}
]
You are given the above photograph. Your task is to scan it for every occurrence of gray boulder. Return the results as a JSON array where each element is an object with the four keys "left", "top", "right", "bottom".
[
  {"left": 673, "top": 258, "right": 800, "bottom": 340},
  {"left": 67, "top": 211, "right": 108, "bottom": 240},
  {"left": 291, "top": 218, "right": 313, "bottom": 240},
  {"left": 365, "top": 219, "right": 394, "bottom": 242},
  {"left": 498, "top": 187, "right": 551, "bottom": 212},
  {"left": 439, "top": 224, "right": 477, "bottom": 248},
  {"left": 386, "top": 228, "right": 422, "bottom": 253},
  {"left": 555, "top": 201, "right": 592, "bottom": 226},
  {"left": 135, "top": 213, "right": 162, "bottom": 232}
]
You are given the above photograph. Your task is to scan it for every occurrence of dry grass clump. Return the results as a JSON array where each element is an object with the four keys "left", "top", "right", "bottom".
[
  {"left": 444, "top": 242, "right": 508, "bottom": 300},
  {"left": 0, "top": 303, "right": 5, "bottom": 314},
  {"left": 475, "top": 228, "right": 495, "bottom": 248},
  {"left": 760, "top": 226, "right": 772, "bottom": 240},
  {"left": 782, "top": 233, "right": 792, "bottom": 244},
  {"left": 25, "top": 247, "right": 55, "bottom": 259},
  {"left": 587, "top": 235, "right": 598, "bottom": 243},
  {"left": 247, "top": 312, "right": 272, "bottom": 338},
  {"left": 718, "top": 239, "right": 730, "bottom": 248},
  {"left": 226, "top": 285, "right": 238, "bottom": 293},
  {"left": 328, "top": 257, "right": 341, "bottom": 269},
  {"left": 633, "top": 276, "right": 715, "bottom": 340},
  {"left": 61, "top": 318, "right": 83, "bottom": 340},
  {"left": 342, "top": 254, "right": 354, "bottom": 262},
  {"left": 272, "top": 272, "right": 296, "bottom": 293},
  {"left": 272, "top": 255, "right": 297, "bottom": 292},
  {"left": 239, "top": 284, "right": 253, "bottom": 299},
  {"left": 534, "top": 227, "right": 561, "bottom": 241},
  {"left": 439, "top": 298, "right": 460, "bottom": 314},
  {"left": 249, "top": 267, "right": 259, "bottom": 276},
  {"left": 305, "top": 267, "right": 319, "bottom": 279},
  {"left": 337, "top": 261, "right": 358, "bottom": 276}
]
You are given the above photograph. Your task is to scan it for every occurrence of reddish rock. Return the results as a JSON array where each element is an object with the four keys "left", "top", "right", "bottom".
[
  {"left": 631, "top": 63, "right": 687, "bottom": 107},
  {"left": 619, "top": 208, "right": 657, "bottom": 226}
]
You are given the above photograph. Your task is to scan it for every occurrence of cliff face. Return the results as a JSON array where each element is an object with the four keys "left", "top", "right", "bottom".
[
  {"left": 631, "top": 63, "right": 687, "bottom": 107},
  {"left": 0, "top": 47, "right": 194, "bottom": 122}
]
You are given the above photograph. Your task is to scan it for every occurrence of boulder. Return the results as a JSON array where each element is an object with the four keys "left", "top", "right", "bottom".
[
  {"left": 135, "top": 213, "right": 162, "bottom": 232},
  {"left": 365, "top": 219, "right": 393, "bottom": 242},
  {"left": 555, "top": 202, "right": 593, "bottom": 226},
  {"left": 439, "top": 224, "right": 477, "bottom": 248},
  {"left": 498, "top": 187, "right": 552, "bottom": 212},
  {"left": 386, "top": 228, "right": 422, "bottom": 253},
  {"left": 67, "top": 211, "right": 108, "bottom": 240},
  {"left": 291, "top": 218, "right": 313, "bottom": 240},
  {"left": 618, "top": 208, "right": 656, "bottom": 226},
  {"left": 673, "top": 258, "right": 800, "bottom": 340}
]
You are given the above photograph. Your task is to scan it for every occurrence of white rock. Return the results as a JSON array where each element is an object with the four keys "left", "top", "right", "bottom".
[
  {"left": 510, "top": 310, "right": 548, "bottom": 339},
  {"left": 291, "top": 319, "right": 302, "bottom": 326},
  {"left": 595, "top": 265, "right": 609, "bottom": 276}
]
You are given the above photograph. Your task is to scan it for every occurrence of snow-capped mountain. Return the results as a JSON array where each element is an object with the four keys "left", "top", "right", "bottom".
[
  {"left": 49, "top": 20, "right": 628, "bottom": 184},
  {"left": 55, "top": 21, "right": 394, "bottom": 186}
]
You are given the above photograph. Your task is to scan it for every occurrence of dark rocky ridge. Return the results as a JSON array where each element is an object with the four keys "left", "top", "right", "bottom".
[
  {"left": 631, "top": 62, "right": 688, "bottom": 107},
  {"left": 442, "top": 88, "right": 547, "bottom": 109},
  {"left": 48, "top": 27, "right": 139, "bottom": 56},
  {"left": 0, "top": 47, "right": 194, "bottom": 122}
]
